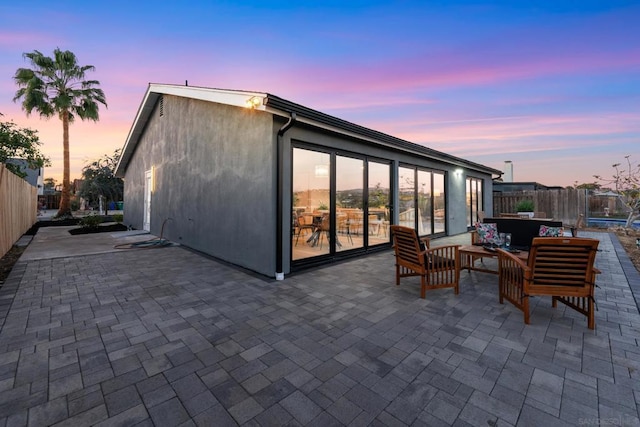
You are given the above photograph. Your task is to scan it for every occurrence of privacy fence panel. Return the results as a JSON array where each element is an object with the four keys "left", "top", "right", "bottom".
[
  {"left": 0, "top": 164, "right": 37, "bottom": 258},
  {"left": 493, "top": 188, "right": 589, "bottom": 225}
]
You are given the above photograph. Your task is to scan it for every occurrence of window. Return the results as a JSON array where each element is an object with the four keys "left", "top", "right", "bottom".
[
  {"left": 398, "top": 166, "right": 446, "bottom": 236},
  {"left": 466, "top": 177, "right": 483, "bottom": 227},
  {"left": 292, "top": 147, "right": 391, "bottom": 263}
]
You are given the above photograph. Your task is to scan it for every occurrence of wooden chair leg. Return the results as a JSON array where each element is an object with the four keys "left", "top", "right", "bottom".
[{"left": 523, "top": 295, "right": 530, "bottom": 325}]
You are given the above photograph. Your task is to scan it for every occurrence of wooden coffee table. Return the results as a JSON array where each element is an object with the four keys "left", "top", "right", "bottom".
[{"left": 459, "top": 244, "right": 528, "bottom": 275}]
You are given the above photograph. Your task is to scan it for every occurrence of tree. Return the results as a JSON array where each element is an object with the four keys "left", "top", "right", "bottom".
[
  {"left": 573, "top": 181, "right": 601, "bottom": 190},
  {"left": 78, "top": 149, "right": 123, "bottom": 215},
  {"left": 594, "top": 155, "right": 640, "bottom": 229},
  {"left": 0, "top": 113, "right": 50, "bottom": 178},
  {"left": 13, "top": 48, "right": 107, "bottom": 218},
  {"left": 43, "top": 177, "right": 57, "bottom": 192}
]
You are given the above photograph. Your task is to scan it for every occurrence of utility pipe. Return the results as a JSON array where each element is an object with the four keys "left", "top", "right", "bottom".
[{"left": 275, "top": 112, "right": 297, "bottom": 280}]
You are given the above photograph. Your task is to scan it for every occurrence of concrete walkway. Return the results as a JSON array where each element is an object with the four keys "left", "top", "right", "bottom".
[{"left": 0, "top": 228, "right": 638, "bottom": 426}]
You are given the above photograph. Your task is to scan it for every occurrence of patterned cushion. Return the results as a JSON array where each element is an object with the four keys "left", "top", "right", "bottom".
[
  {"left": 476, "top": 222, "right": 498, "bottom": 244},
  {"left": 539, "top": 225, "right": 564, "bottom": 237}
]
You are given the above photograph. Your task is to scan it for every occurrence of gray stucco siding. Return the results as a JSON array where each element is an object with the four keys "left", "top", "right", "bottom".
[{"left": 123, "top": 95, "right": 276, "bottom": 276}]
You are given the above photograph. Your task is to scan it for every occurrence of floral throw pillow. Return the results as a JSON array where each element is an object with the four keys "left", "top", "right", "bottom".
[
  {"left": 539, "top": 225, "right": 564, "bottom": 237},
  {"left": 476, "top": 222, "right": 498, "bottom": 244}
]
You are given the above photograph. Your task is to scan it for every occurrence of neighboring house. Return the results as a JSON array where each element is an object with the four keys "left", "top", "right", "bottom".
[
  {"left": 115, "top": 83, "right": 502, "bottom": 279},
  {"left": 5, "top": 158, "right": 44, "bottom": 195},
  {"left": 493, "top": 181, "right": 564, "bottom": 192}
]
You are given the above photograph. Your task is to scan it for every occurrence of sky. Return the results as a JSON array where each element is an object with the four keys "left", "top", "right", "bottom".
[{"left": 1, "top": 0, "right": 639, "bottom": 187}]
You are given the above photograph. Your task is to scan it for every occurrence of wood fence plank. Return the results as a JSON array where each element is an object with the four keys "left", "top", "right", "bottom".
[{"left": 0, "top": 164, "right": 37, "bottom": 258}]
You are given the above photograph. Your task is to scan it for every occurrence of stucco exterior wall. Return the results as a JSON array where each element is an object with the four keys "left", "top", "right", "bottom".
[{"left": 122, "top": 95, "right": 276, "bottom": 276}]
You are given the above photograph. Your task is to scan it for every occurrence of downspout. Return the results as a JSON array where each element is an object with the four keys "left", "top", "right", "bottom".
[{"left": 275, "top": 112, "right": 297, "bottom": 280}]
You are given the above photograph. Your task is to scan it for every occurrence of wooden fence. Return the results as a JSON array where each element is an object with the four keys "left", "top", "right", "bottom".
[
  {"left": 0, "top": 164, "right": 37, "bottom": 258},
  {"left": 493, "top": 188, "right": 589, "bottom": 225}
]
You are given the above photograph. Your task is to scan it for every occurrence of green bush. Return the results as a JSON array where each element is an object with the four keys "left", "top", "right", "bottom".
[
  {"left": 112, "top": 213, "right": 124, "bottom": 223},
  {"left": 516, "top": 199, "right": 535, "bottom": 212},
  {"left": 70, "top": 199, "right": 80, "bottom": 211},
  {"left": 79, "top": 214, "right": 102, "bottom": 230}
]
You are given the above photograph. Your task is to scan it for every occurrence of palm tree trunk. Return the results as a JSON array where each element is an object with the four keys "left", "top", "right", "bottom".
[{"left": 57, "top": 110, "right": 72, "bottom": 217}]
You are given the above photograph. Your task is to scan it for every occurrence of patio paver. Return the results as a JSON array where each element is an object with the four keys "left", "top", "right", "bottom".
[{"left": 0, "top": 230, "right": 638, "bottom": 425}]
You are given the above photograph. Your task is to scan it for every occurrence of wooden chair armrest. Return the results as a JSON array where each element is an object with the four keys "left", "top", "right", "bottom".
[
  {"left": 496, "top": 248, "right": 529, "bottom": 271},
  {"left": 420, "top": 236, "right": 430, "bottom": 249}
]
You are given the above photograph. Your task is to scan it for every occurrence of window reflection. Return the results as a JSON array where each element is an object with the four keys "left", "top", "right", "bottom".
[
  {"left": 418, "top": 170, "right": 432, "bottom": 235},
  {"left": 368, "top": 162, "right": 390, "bottom": 245},
  {"left": 466, "top": 177, "right": 483, "bottom": 227},
  {"left": 336, "top": 156, "right": 364, "bottom": 252},
  {"left": 292, "top": 148, "right": 391, "bottom": 262},
  {"left": 292, "top": 148, "right": 330, "bottom": 260},
  {"left": 398, "top": 167, "right": 415, "bottom": 229},
  {"left": 433, "top": 172, "right": 445, "bottom": 234},
  {"left": 398, "top": 166, "right": 446, "bottom": 236}
]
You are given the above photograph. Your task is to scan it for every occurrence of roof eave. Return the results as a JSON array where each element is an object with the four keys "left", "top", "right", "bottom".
[{"left": 115, "top": 83, "right": 502, "bottom": 178}]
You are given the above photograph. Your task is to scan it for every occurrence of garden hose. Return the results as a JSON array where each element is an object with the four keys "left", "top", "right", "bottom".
[{"left": 114, "top": 217, "right": 174, "bottom": 250}]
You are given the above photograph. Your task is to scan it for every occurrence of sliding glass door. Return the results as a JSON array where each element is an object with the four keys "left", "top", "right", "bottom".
[
  {"left": 368, "top": 162, "right": 390, "bottom": 245},
  {"left": 292, "top": 147, "right": 390, "bottom": 263},
  {"left": 398, "top": 165, "right": 447, "bottom": 237},
  {"left": 336, "top": 156, "right": 364, "bottom": 252},
  {"left": 466, "top": 177, "right": 483, "bottom": 227}
]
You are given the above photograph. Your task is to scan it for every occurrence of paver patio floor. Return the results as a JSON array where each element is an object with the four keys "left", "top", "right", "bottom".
[{"left": 0, "top": 230, "right": 638, "bottom": 426}]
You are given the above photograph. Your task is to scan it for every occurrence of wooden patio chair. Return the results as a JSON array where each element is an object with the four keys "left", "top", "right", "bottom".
[
  {"left": 497, "top": 237, "right": 600, "bottom": 329},
  {"left": 390, "top": 225, "right": 460, "bottom": 298}
]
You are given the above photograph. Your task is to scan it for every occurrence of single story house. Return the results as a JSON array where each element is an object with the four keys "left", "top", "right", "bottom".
[{"left": 115, "top": 83, "right": 502, "bottom": 279}]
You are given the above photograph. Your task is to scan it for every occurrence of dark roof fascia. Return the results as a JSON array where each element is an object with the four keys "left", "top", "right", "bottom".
[
  {"left": 265, "top": 94, "right": 502, "bottom": 176},
  {"left": 493, "top": 181, "right": 547, "bottom": 187},
  {"left": 115, "top": 84, "right": 503, "bottom": 178}
]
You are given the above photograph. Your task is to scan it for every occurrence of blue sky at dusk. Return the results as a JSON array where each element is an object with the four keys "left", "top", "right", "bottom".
[{"left": 1, "top": 0, "right": 638, "bottom": 186}]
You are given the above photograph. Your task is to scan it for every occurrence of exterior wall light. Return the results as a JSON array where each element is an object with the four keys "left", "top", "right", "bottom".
[
  {"left": 245, "top": 96, "right": 263, "bottom": 109},
  {"left": 455, "top": 168, "right": 463, "bottom": 176}
]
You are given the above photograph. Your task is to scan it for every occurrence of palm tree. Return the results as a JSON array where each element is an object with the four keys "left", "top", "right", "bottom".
[{"left": 13, "top": 48, "right": 107, "bottom": 218}]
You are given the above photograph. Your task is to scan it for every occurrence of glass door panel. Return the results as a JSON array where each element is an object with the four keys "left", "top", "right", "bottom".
[
  {"left": 336, "top": 156, "right": 363, "bottom": 252},
  {"left": 292, "top": 147, "right": 394, "bottom": 266},
  {"left": 368, "top": 162, "right": 390, "bottom": 245},
  {"left": 466, "top": 177, "right": 483, "bottom": 227},
  {"left": 477, "top": 180, "right": 483, "bottom": 221},
  {"left": 292, "top": 148, "right": 331, "bottom": 260},
  {"left": 466, "top": 179, "right": 472, "bottom": 227},
  {"left": 433, "top": 172, "right": 445, "bottom": 234},
  {"left": 398, "top": 167, "right": 415, "bottom": 229},
  {"left": 417, "top": 170, "right": 432, "bottom": 236}
]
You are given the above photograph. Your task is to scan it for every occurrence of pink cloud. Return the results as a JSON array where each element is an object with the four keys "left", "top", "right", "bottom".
[
  {"left": 274, "top": 44, "right": 640, "bottom": 98},
  {"left": 0, "top": 31, "right": 53, "bottom": 48}
]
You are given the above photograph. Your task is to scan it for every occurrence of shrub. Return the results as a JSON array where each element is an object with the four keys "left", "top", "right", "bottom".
[
  {"left": 70, "top": 199, "right": 80, "bottom": 211},
  {"left": 79, "top": 214, "right": 102, "bottom": 230},
  {"left": 112, "top": 213, "right": 124, "bottom": 223},
  {"left": 516, "top": 200, "right": 535, "bottom": 212}
]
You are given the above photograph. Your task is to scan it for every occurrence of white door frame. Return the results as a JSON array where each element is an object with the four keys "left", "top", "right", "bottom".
[{"left": 143, "top": 169, "right": 152, "bottom": 231}]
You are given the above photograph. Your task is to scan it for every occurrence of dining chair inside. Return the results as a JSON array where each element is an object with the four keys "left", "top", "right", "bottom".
[{"left": 294, "top": 213, "right": 316, "bottom": 246}]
